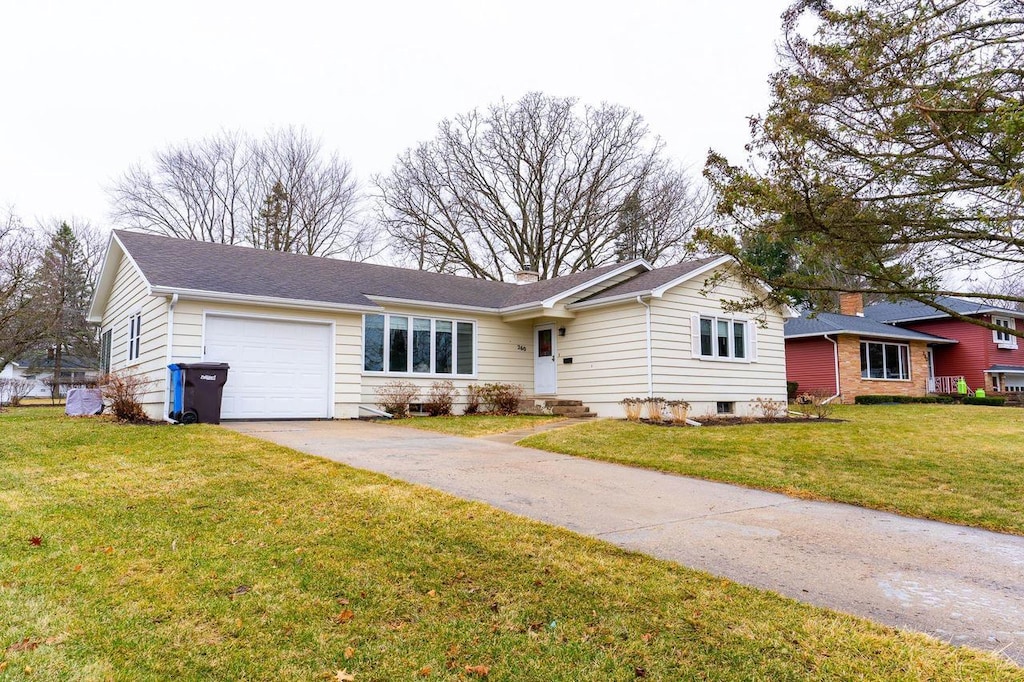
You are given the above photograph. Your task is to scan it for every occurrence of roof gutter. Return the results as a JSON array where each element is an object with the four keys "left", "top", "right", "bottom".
[
  {"left": 149, "top": 286, "right": 382, "bottom": 314},
  {"left": 637, "top": 296, "right": 653, "bottom": 397}
]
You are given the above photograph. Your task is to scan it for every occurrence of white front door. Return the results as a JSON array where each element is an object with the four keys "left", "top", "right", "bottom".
[{"left": 534, "top": 325, "right": 557, "bottom": 395}]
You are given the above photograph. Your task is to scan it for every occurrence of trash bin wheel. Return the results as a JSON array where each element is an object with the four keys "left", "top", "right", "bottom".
[{"left": 181, "top": 410, "right": 199, "bottom": 425}]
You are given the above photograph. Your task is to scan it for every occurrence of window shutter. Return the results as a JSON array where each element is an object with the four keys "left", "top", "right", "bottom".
[
  {"left": 690, "top": 314, "right": 701, "bottom": 359},
  {"left": 748, "top": 320, "right": 758, "bottom": 362}
]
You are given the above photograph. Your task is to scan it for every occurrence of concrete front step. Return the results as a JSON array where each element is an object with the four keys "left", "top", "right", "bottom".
[{"left": 518, "top": 398, "right": 597, "bottom": 417}]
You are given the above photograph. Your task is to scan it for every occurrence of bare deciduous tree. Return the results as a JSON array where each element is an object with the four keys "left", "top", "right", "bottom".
[
  {"left": 109, "top": 126, "right": 372, "bottom": 259},
  {"left": 0, "top": 208, "right": 45, "bottom": 371},
  {"left": 375, "top": 93, "right": 707, "bottom": 280}
]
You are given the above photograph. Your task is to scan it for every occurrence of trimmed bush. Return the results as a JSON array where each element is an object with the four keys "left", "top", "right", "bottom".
[
  {"left": 424, "top": 380, "right": 458, "bottom": 416},
  {"left": 101, "top": 371, "right": 152, "bottom": 423},
  {"left": 963, "top": 396, "right": 1006, "bottom": 407},
  {"left": 481, "top": 382, "right": 524, "bottom": 415},
  {"left": 374, "top": 380, "right": 419, "bottom": 418},
  {"left": 854, "top": 395, "right": 954, "bottom": 405},
  {"left": 464, "top": 385, "right": 485, "bottom": 414}
]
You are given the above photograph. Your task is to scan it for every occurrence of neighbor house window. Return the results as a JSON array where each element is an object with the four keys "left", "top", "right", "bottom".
[
  {"left": 127, "top": 312, "right": 142, "bottom": 362},
  {"left": 860, "top": 341, "right": 910, "bottom": 380},
  {"left": 993, "top": 317, "right": 1018, "bottom": 348},
  {"left": 363, "top": 314, "right": 475, "bottom": 376},
  {"left": 100, "top": 329, "right": 112, "bottom": 374},
  {"left": 698, "top": 316, "right": 748, "bottom": 360}
]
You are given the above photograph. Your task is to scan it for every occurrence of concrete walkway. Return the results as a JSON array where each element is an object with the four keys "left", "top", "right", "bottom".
[{"left": 226, "top": 419, "right": 1024, "bottom": 664}]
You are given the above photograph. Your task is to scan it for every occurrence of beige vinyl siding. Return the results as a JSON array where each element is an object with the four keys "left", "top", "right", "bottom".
[
  {"left": 552, "top": 301, "right": 649, "bottom": 415},
  {"left": 170, "top": 301, "right": 362, "bottom": 418},
  {"left": 360, "top": 305, "right": 533, "bottom": 413},
  {"left": 99, "top": 252, "right": 168, "bottom": 420},
  {"left": 552, "top": 265, "right": 788, "bottom": 418},
  {"left": 648, "top": 268, "right": 788, "bottom": 418}
]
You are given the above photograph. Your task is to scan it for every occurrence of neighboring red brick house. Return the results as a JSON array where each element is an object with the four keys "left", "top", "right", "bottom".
[
  {"left": 862, "top": 296, "right": 1024, "bottom": 394},
  {"left": 784, "top": 293, "right": 957, "bottom": 403}
]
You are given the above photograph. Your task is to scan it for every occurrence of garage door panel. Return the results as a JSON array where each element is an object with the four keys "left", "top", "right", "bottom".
[{"left": 204, "top": 315, "right": 332, "bottom": 419}]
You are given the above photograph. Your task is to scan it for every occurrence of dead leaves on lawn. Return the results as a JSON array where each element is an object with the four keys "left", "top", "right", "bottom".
[{"left": 6, "top": 635, "right": 63, "bottom": 653}]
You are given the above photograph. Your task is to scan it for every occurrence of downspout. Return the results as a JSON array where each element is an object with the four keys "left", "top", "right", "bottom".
[
  {"left": 163, "top": 293, "right": 178, "bottom": 422},
  {"left": 824, "top": 333, "right": 841, "bottom": 404},
  {"left": 637, "top": 296, "right": 653, "bottom": 397}
]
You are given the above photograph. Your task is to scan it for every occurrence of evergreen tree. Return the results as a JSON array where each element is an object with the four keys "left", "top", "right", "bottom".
[{"left": 32, "top": 222, "right": 97, "bottom": 396}]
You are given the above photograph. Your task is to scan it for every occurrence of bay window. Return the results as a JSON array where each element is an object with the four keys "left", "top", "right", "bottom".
[{"left": 364, "top": 314, "right": 475, "bottom": 376}]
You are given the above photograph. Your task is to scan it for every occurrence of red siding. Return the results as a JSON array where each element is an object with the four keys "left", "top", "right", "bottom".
[
  {"left": 902, "top": 316, "right": 1024, "bottom": 390},
  {"left": 785, "top": 337, "right": 837, "bottom": 395}
]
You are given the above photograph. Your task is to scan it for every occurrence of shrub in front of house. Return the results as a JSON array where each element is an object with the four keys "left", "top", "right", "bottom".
[
  {"left": 423, "top": 380, "right": 458, "bottom": 416},
  {"left": 963, "top": 396, "right": 1006, "bottom": 407},
  {"left": 375, "top": 380, "right": 420, "bottom": 418},
  {"left": 619, "top": 397, "right": 644, "bottom": 421},
  {"left": 854, "top": 395, "right": 955, "bottom": 405},
  {"left": 101, "top": 370, "right": 153, "bottom": 423},
  {"left": 481, "top": 382, "right": 524, "bottom": 415}
]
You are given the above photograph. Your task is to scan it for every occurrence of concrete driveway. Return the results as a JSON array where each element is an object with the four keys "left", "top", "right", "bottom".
[{"left": 226, "top": 419, "right": 1024, "bottom": 664}]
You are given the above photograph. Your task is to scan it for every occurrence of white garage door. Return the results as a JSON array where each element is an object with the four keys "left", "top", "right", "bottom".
[{"left": 204, "top": 315, "right": 332, "bottom": 419}]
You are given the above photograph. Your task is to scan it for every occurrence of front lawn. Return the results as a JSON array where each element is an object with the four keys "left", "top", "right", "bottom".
[
  {"left": 520, "top": 404, "right": 1024, "bottom": 535},
  {"left": 397, "top": 414, "right": 565, "bottom": 437},
  {"left": 1, "top": 409, "right": 1018, "bottom": 679}
]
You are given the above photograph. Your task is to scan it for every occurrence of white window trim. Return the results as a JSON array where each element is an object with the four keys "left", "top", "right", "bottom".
[
  {"left": 690, "top": 314, "right": 758, "bottom": 363},
  {"left": 993, "top": 316, "right": 1018, "bottom": 349},
  {"left": 100, "top": 327, "right": 113, "bottom": 375},
  {"left": 362, "top": 313, "right": 478, "bottom": 378},
  {"left": 860, "top": 340, "right": 912, "bottom": 381},
  {"left": 126, "top": 310, "right": 142, "bottom": 365}
]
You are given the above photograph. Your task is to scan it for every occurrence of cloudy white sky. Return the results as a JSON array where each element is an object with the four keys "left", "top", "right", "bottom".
[{"left": 2, "top": 0, "right": 790, "bottom": 228}]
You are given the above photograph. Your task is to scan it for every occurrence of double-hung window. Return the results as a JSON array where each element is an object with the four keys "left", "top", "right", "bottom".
[
  {"left": 100, "top": 329, "right": 113, "bottom": 374},
  {"left": 127, "top": 312, "right": 142, "bottom": 363},
  {"left": 860, "top": 340, "right": 910, "bottom": 380},
  {"left": 696, "top": 315, "right": 750, "bottom": 360},
  {"left": 364, "top": 314, "right": 475, "bottom": 376},
  {"left": 993, "top": 317, "right": 1018, "bottom": 349}
]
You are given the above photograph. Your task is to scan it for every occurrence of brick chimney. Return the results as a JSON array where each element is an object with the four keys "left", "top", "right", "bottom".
[
  {"left": 839, "top": 292, "right": 864, "bottom": 317},
  {"left": 514, "top": 269, "right": 539, "bottom": 285}
]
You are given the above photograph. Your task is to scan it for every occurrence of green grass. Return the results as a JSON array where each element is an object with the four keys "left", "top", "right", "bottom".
[
  {"left": 520, "top": 404, "right": 1024, "bottom": 535},
  {"left": 0, "top": 408, "right": 1018, "bottom": 680},
  {"left": 396, "top": 414, "right": 565, "bottom": 437}
]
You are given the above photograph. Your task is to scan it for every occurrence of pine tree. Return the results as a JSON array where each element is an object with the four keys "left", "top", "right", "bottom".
[{"left": 32, "top": 222, "right": 97, "bottom": 396}]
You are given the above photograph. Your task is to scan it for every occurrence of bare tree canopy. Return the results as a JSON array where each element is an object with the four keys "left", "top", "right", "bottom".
[
  {"left": 109, "top": 126, "right": 375, "bottom": 259},
  {"left": 702, "top": 0, "right": 1024, "bottom": 326},
  {"left": 0, "top": 209, "right": 44, "bottom": 370},
  {"left": 376, "top": 93, "right": 710, "bottom": 281},
  {"left": 0, "top": 212, "right": 104, "bottom": 376}
]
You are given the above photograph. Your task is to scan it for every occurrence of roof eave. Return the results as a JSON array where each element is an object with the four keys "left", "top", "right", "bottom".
[
  {"left": 150, "top": 286, "right": 383, "bottom": 314},
  {"left": 785, "top": 329, "right": 957, "bottom": 343},
  {"left": 536, "top": 259, "right": 652, "bottom": 308},
  {"left": 649, "top": 255, "right": 733, "bottom": 298},
  {"left": 365, "top": 296, "right": 501, "bottom": 315},
  {"left": 87, "top": 232, "right": 154, "bottom": 323}
]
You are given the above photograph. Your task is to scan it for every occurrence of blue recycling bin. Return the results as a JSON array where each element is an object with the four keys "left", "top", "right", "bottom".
[{"left": 168, "top": 364, "right": 184, "bottom": 419}]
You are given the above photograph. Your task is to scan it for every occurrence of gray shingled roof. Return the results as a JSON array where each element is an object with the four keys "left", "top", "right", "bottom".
[
  {"left": 576, "top": 256, "right": 724, "bottom": 303},
  {"left": 114, "top": 231, "right": 658, "bottom": 311},
  {"left": 863, "top": 295, "right": 1022, "bottom": 323},
  {"left": 785, "top": 312, "right": 955, "bottom": 343}
]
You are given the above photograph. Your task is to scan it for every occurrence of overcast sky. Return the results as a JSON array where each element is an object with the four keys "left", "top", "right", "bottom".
[{"left": 2, "top": 0, "right": 790, "bottom": 229}]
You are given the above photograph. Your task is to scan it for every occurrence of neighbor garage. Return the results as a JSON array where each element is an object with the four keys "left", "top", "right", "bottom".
[{"left": 203, "top": 314, "right": 333, "bottom": 419}]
